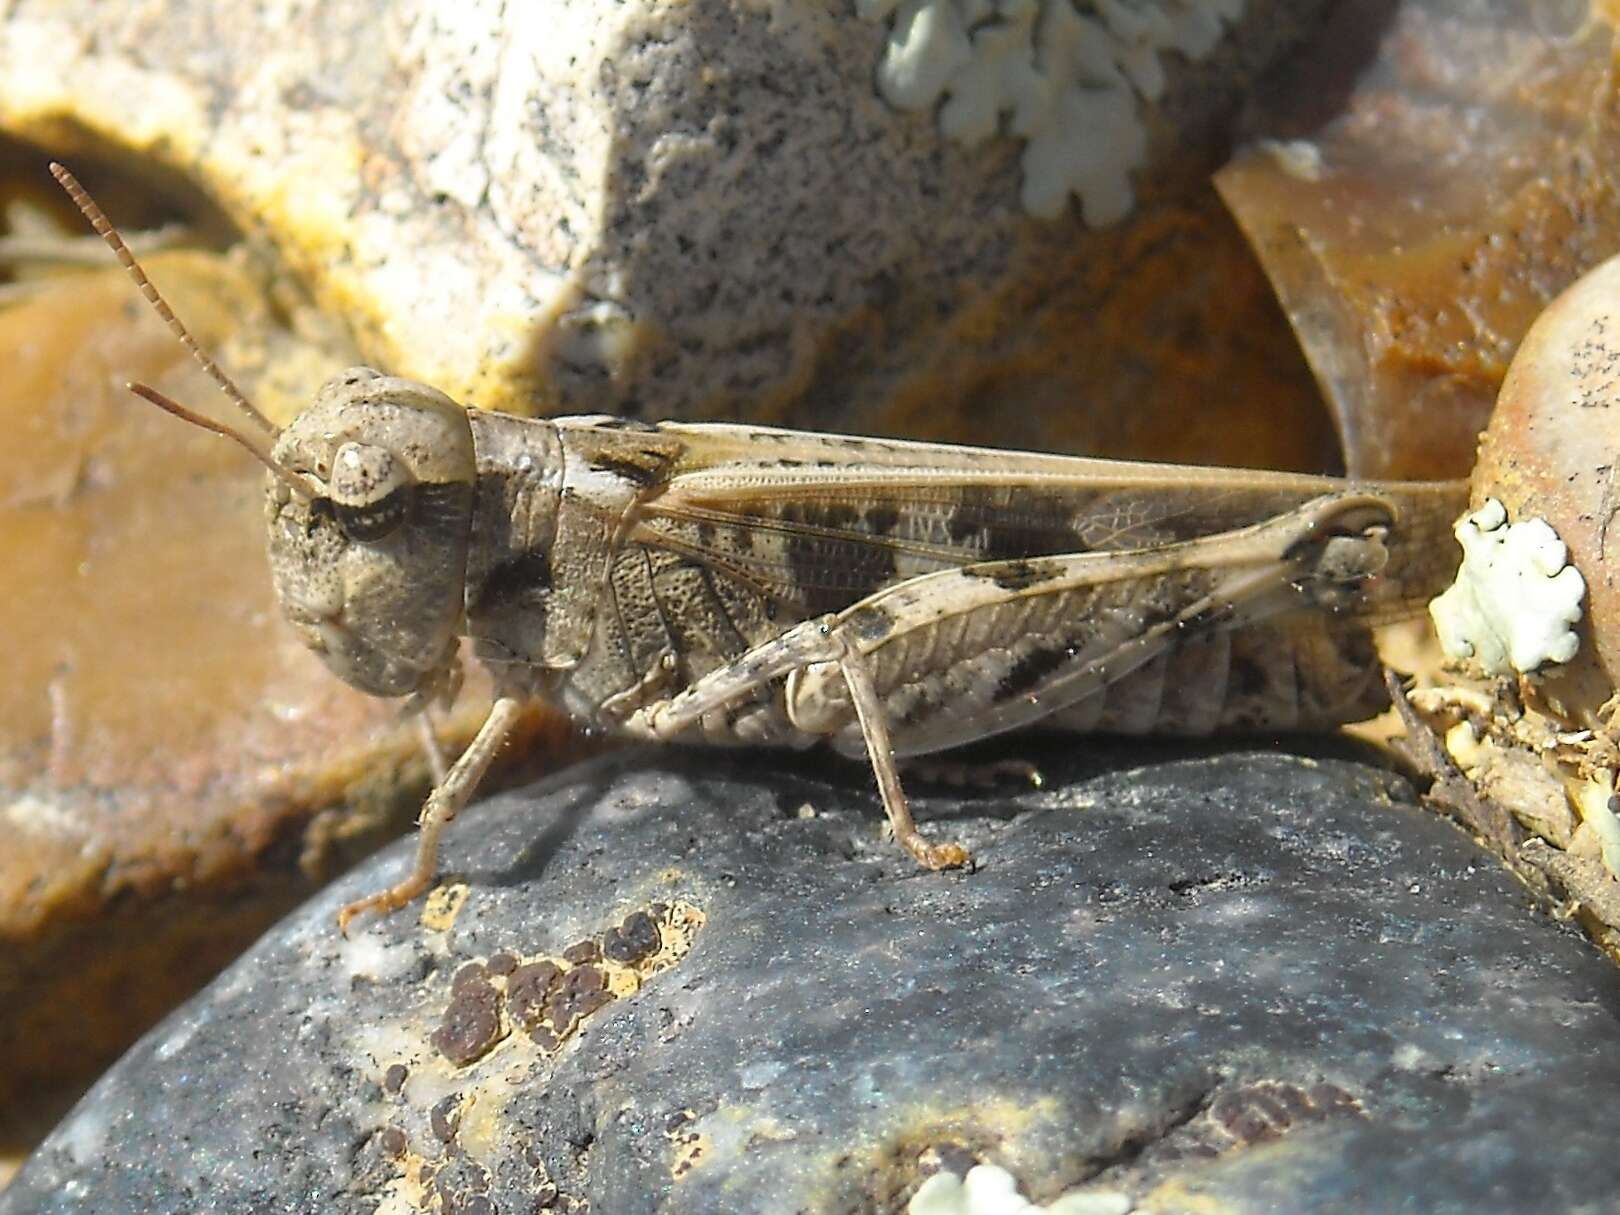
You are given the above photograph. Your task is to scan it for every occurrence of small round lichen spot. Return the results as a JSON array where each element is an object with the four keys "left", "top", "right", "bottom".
[
  {"left": 603, "top": 908, "right": 665, "bottom": 965},
  {"left": 420, "top": 882, "right": 470, "bottom": 933},
  {"left": 431, "top": 972, "right": 507, "bottom": 1067},
  {"left": 383, "top": 1062, "right": 409, "bottom": 1095}
]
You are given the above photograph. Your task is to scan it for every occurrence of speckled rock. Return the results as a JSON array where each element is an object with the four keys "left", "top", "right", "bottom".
[
  {"left": 0, "top": 0, "right": 1335, "bottom": 1126},
  {"left": 0, "top": 0, "right": 1342, "bottom": 472},
  {"left": 7, "top": 745, "right": 1619, "bottom": 1213}
]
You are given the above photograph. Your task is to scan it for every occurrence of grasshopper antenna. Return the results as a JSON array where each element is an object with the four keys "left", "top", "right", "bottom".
[
  {"left": 48, "top": 161, "right": 281, "bottom": 439},
  {"left": 128, "top": 383, "right": 315, "bottom": 499}
]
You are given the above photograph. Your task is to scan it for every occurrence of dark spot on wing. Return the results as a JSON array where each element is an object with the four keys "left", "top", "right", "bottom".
[
  {"left": 815, "top": 501, "right": 860, "bottom": 530},
  {"left": 779, "top": 501, "right": 899, "bottom": 615},
  {"left": 865, "top": 503, "right": 900, "bottom": 535},
  {"left": 944, "top": 486, "right": 1093, "bottom": 559},
  {"left": 945, "top": 492, "right": 982, "bottom": 545},
  {"left": 994, "top": 644, "right": 1078, "bottom": 703}
]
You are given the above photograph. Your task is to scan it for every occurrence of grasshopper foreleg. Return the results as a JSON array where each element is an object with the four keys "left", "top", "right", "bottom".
[{"left": 338, "top": 694, "right": 526, "bottom": 934}]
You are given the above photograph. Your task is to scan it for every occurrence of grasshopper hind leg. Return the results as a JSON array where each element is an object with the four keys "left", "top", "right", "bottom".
[
  {"left": 829, "top": 632, "right": 973, "bottom": 870},
  {"left": 624, "top": 616, "right": 973, "bottom": 871},
  {"left": 337, "top": 695, "right": 526, "bottom": 934},
  {"left": 627, "top": 492, "right": 1398, "bottom": 877}
]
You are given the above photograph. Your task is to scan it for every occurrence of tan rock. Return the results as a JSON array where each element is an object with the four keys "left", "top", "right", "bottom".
[{"left": 1468, "top": 253, "right": 1620, "bottom": 725}]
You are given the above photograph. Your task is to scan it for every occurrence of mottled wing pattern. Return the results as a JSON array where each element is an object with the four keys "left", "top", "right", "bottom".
[
  {"left": 772, "top": 494, "right": 1396, "bottom": 755},
  {"left": 628, "top": 423, "right": 1352, "bottom": 620}
]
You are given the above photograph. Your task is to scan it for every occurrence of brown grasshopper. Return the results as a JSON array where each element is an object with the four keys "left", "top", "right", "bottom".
[{"left": 51, "top": 164, "right": 1468, "bottom": 933}]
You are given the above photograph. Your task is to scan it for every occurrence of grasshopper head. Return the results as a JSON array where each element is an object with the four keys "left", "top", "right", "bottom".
[
  {"left": 48, "top": 164, "right": 478, "bottom": 700},
  {"left": 267, "top": 369, "right": 477, "bottom": 697}
]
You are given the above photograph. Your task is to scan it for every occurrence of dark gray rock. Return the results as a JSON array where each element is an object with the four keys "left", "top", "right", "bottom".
[{"left": 7, "top": 743, "right": 1620, "bottom": 1214}]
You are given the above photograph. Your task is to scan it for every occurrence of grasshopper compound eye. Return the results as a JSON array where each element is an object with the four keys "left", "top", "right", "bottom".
[{"left": 330, "top": 441, "right": 413, "bottom": 542}]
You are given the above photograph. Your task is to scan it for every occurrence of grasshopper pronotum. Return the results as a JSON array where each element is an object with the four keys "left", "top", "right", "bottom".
[{"left": 51, "top": 164, "right": 1468, "bottom": 932}]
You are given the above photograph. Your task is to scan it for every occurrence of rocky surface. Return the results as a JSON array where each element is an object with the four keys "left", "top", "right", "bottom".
[
  {"left": 7, "top": 744, "right": 1619, "bottom": 1213},
  {"left": 0, "top": 1, "right": 1341, "bottom": 472},
  {"left": 0, "top": 0, "right": 1353, "bottom": 1129}
]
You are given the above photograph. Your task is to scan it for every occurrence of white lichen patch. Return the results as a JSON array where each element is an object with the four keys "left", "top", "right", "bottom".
[
  {"left": 858, "top": 0, "right": 1246, "bottom": 222},
  {"left": 1429, "top": 499, "right": 1586, "bottom": 678},
  {"left": 909, "top": 1164, "right": 1133, "bottom": 1214}
]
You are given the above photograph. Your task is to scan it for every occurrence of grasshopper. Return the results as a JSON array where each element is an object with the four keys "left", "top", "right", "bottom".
[{"left": 51, "top": 164, "right": 1469, "bottom": 932}]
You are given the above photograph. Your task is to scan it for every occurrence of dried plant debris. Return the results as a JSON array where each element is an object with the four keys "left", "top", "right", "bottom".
[{"left": 1390, "top": 671, "right": 1620, "bottom": 961}]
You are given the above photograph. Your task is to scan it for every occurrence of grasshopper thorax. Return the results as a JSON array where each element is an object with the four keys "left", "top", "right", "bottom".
[{"left": 268, "top": 369, "right": 477, "bottom": 697}]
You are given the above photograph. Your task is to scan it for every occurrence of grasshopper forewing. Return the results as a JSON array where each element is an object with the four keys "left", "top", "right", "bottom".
[{"left": 51, "top": 164, "right": 1469, "bottom": 932}]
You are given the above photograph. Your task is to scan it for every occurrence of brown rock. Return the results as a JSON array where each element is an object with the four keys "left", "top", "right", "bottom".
[
  {"left": 1469, "top": 252, "right": 1620, "bottom": 724},
  {"left": 1218, "top": 1, "right": 1620, "bottom": 479}
]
